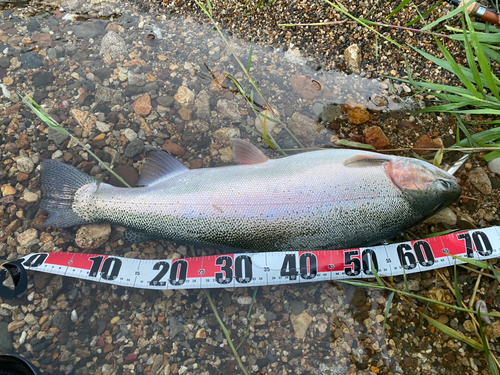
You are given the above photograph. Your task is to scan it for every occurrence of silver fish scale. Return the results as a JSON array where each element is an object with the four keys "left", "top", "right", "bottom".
[{"left": 74, "top": 150, "right": 417, "bottom": 251}]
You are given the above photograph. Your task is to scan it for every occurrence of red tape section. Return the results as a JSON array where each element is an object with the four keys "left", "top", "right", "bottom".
[{"left": 16, "top": 227, "right": 500, "bottom": 290}]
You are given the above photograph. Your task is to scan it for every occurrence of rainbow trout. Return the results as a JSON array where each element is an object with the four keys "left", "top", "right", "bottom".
[{"left": 40, "top": 139, "right": 461, "bottom": 251}]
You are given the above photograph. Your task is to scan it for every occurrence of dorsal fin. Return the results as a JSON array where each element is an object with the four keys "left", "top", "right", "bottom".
[
  {"left": 231, "top": 138, "right": 269, "bottom": 165},
  {"left": 137, "top": 146, "right": 188, "bottom": 186},
  {"left": 343, "top": 154, "right": 392, "bottom": 167}
]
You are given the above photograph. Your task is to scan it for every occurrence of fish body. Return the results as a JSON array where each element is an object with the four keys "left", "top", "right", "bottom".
[{"left": 40, "top": 139, "right": 461, "bottom": 252}]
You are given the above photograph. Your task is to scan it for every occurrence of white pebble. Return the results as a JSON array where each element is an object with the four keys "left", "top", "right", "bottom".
[
  {"left": 52, "top": 150, "right": 63, "bottom": 159},
  {"left": 19, "top": 330, "right": 26, "bottom": 345},
  {"left": 488, "top": 158, "right": 500, "bottom": 175},
  {"left": 71, "top": 309, "right": 78, "bottom": 323}
]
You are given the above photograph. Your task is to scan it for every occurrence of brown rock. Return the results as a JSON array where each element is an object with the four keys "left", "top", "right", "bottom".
[
  {"left": 344, "top": 44, "right": 362, "bottom": 74},
  {"left": 1, "top": 184, "right": 16, "bottom": 196},
  {"left": 413, "top": 134, "right": 443, "bottom": 156},
  {"left": 75, "top": 224, "right": 111, "bottom": 250},
  {"left": 209, "top": 72, "right": 229, "bottom": 93},
  {"left": 162, "top": 140, "right": 185, "bottom": 157},
  {"left": 2, "top": 103, "right": 22, "bottom": 116},
  {"left": 16, "top": 172, "right": 29, "bottom": 182},
  {"left": 15, "top": 133, "right": 30, "bottom": 149},
  {"left": 188, "top": 159, "right": 203, "bottom": 169},
  {"left": 132, "top": 93, "right": 152, "bottom": 116},
  {"left": 103, "top": 344, "right": 114, "bottom": 354},
  {"left": 363, "top": 126, "right": 391, "bottom": 149},
  {"left": 8, "top": 320, "right": 25, "bottom": 332},
  {"left": 32, "top": 33, "right": 52, "bottom": 47},
  {"left": 70, "top": 109, "right": 97, "bottom": 132},
  {"left": 289, "top": 75, "right": 322, "bottom": 100},
  {"left": 290, "top": 311, "right": 313, "bottom": 339},
  {"left": 344, "top": 99, "right": 371, "bottom": 124},
  {"left": 178, "top": 107, "right": 192, "bottom": 121}
]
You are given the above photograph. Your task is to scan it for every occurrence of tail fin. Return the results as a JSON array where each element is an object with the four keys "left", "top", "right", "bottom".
[{"left": 39, "top": 160, "right": 96, "bottom": 228}]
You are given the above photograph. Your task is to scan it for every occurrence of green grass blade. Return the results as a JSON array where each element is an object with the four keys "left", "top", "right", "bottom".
[
  {"left": 484, "top": 150, "right": 500, "bottom": 162},
  {"left": 464, "top": 9, "right": 500, "bottom": 101},
  {"left": 422, "top": 0, "right": 475, "bottom": 31},
  {"left": 383, "top": 291, "right": 394, "bottom": 331},
  {"left": 453, "top": 260, "right": 462, "bottom": 307},
  {"left": 422, "top": 314, "right": 483, "bottom": 350},
  {"left": 432, "top": 36, "right": 479, "bottom": 98},
  {"left": 335, "top": 140, "right": 376, "bottom": 150},
  {"left": 461, "top": 17, "right": 485, "bottom": 96},
  {"left": 406, "top": 0, "right": 443, "bottom": 27},
  {"left": 448, "top": 255, "right": 489, "bottom": 269},
  {"left": 247, "top": 42, "right": 253, "bottom": 73},
  {"left": 385, "top": 0, "right": 411, "bottom": 20}
]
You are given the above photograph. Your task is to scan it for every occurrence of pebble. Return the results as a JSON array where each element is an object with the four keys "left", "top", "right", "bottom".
[
  {"left": 469, "top": 167, "right": 492, "bottom": 195},
  {"left": 363, "top": 126, "right": 391, "bottom": 149},
  {"left": 1, "top": 185, "right": 16, "bottom": 196},
  {"left": 288, "top": 112, "right": 323, "bottom": 145},
  {"left": 22, "top": 190, "right": 39, "bottom": 202},
  {"left": 124, "top": 139, "right": 144, "bottom": 158},
  {"left": 132, "top": 93, "right": 152, "bottom": 116},
  {"left": 174, "top": 86, "right": 195, "bottom": 105},
  {"left": 217, "top": 99, "right": 241, "bottom": 122},
  {"left": 289, "top": 74, "right": 322, "bottom": 100},
  {"left": 0, "top": 322, "right": 13, "bottom": 353},
  {"left": 124, "top": 128, "right": 138, "bottom": 142},
  {"left": 291, "top": 300, "right": 306, "bottom": 315},
  {"left": 100, "top": 31, "right": 128, "bottom": 59},
  {"left": 8, "top": 320, "right": 25, "bottom": 332},
  {"left": 290, "top": 311, "right": 313, "bottom": 339},
  {"left": 16, "top": 157, "right": 35, "bottom": 173},
  {"left": 213, "top": 127, "right": 241, "bottom": 146},
  {"left": 71, "top": 109, "right": 97, "bottom": 132},
  {"left": 96, "top": 121, "right": 113, "bottom": 133},
  {"left": 75, "top": 224, "right": 112, "bottom": 250},
  {"left": 17, "top": 228, "right": 38, "bottom": 247},
  {"left": 344, "top": 44, "right": 362, "bottom": 74},
  {"left": 424, "top": 207, "right": 457, "bottom": 226},
  {"left": 163, "top": 140, "right": 186, "bottom": 157},
  {"left": 344, "top": 99, "right": 371, "bottom": 124},
  {"left": 487, "top": 158, "right": 500, "bottom": 175},
  {"left": 413, "top": 135, "right": 443, "bottom": 156},
  {"left": 195, "top": 90, "right": 211, "bottom": 119},
  {"left": 237, "top": 296, "right": 253, "bottom": 305}
]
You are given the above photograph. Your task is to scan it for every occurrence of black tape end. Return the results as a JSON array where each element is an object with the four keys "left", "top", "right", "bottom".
[{"left": 0, "top": 260, "right": 28, "bottom": 299}]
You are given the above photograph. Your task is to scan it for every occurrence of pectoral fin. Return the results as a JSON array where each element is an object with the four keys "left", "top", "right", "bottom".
[{"left": 343, "top": 154, "right": 392, "bottom": 167}]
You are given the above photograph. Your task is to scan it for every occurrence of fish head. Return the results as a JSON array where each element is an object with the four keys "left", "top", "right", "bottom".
[{"left": 385, "top": 157, "right": 462, "bottom": 215}]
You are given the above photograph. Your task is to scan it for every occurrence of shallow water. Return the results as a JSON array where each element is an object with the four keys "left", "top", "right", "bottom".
[{"left": 0, "top": 0, "right": 490, "bottom": 374}]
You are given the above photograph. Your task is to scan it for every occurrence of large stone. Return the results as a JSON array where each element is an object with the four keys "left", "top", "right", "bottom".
[
  {"left": 469, "top": 167, "right": 492, "bottom": 195},
  {"left": 163, "top": 140, "right": 185, "bottom": 157},
  {"left": 487, "top": 158, "right": 500, "bottom": 175},
  {"left": 213, "top": 127, "right": 240, "bottom": 146},
  {"left": 16, "top": 157, "right": 35, "bottom": 173},
  {"left": 17, "top": 228, "right": 38, "bottom": 247},
  {"left": 289, "top": 75, "right": 322, "bottom": 100},
  {"left": 96, "top": 85, "right": 124, "bottom": 105},
  {"left": 174, "top": 86, "right": 195, "bottom": 105},
  {"left": 195, "top": 90, "right": 211, "bottom": 119},
  {"left": 363, "top": 126, "right": 391, "bottom": 149},
  {"left": 290, "top": 311, "right": 313, "bottom": 339},
  {"left": 0, "top": 322, "right": 13, "bottom": 353},
  {"left": 344, "top": 44, "right": 362, "bottom": 74},
  {"left": 344, "top": 99, "right": 371, "bottom": 124},
  {"left": 132, "top": 93, "right": 152, "bottom": 116},
  {"left": 413, "top": 135, "right": 443, "bottom": 156},
  {"left": 217, "top": 100, "right": 241, "bottom": 122},
  {"left": 75, "top": 224, "right": 111, "bottom": 250},
  {"left": 70, "top": 109, "right": 97, "bottom": 132},
  {"left": 424, "top": 207, "right": 457, "bottom": 226},
  {"left": 100, "top": 31, "right": 127, "bottom": 60},
  {"left": 288, "top": 112, "right": 324, "bottom": 144}
]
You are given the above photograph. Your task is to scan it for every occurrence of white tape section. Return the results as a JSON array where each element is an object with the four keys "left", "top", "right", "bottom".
[{"left": 14, "top": 227, "right": 500, "bottom": 290}]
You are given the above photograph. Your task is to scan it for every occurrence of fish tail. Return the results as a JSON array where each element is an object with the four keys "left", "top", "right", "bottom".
[{"left": 39, "top": 160, "right": 96, "bottom": 228}]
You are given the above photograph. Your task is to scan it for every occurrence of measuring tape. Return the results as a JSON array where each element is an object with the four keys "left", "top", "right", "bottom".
[{"left": 1, "top": 227, "right": 499, "bottom": 298}]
